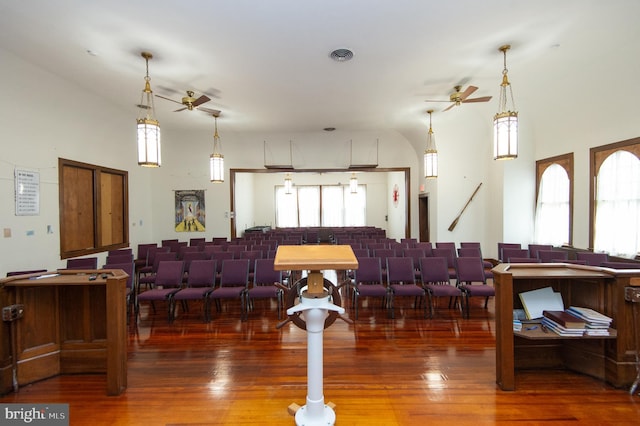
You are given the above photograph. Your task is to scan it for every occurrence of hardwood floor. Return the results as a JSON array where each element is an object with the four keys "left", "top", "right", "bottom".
[{"left": 2, "top": 283, "right": 639, "bottom": 425}]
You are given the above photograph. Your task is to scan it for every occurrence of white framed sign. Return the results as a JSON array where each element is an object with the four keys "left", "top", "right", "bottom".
[{"left": 15, "top": 168, "right": 40, "bottom": 215}]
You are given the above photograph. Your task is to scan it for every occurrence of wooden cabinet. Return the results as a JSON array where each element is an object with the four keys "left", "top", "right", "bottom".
[
  {"left": 0, "top": 270, "right": 127, "bottom": 396},
  {"left": 493, "top": 263, "right": 640, "bottom": 391}
]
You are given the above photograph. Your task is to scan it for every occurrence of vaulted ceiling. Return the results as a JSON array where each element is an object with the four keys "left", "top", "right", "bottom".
[{"left": 1, "top": 1, "right": 638, "bottom": 155}]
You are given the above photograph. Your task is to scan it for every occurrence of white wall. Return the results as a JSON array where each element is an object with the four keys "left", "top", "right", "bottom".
[
  {"left": 149, "top": 129, "right": 419, "bottom": 242},
  {"left": 0, "top": 48, "right": 154, "bottom": 276}
]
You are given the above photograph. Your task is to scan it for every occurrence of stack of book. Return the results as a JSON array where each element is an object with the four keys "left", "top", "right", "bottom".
[
  {"left": 542, "top": 310, "right": 586, "bottom": 336},
  {"left": 513, "top": 319, "right": 523, "bottom": 332},
  {"left": 567, "top": 306, "right": 613, "bottom": 336}
]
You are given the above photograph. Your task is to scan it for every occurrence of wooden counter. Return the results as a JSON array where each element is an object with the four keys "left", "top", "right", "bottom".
[
  {"left": 0, "top": 269, "right": 128, "bottom": 396},
  {"left": 493, "top": 263, "right": 640, "bottom": 391}
]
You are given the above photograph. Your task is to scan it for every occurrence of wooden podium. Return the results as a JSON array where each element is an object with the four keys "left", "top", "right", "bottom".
[
  {"left": 274, "top": 245, "right": 357, "bottom": 426},
  {"left": 0, "top": 269, "right": 128, "bottom": 396},
  {"left": 492, "top": 263, "right": 640, "bottom": 391},
  {"left": 274, "top": 245, "right": 358, "bottom": 292}
]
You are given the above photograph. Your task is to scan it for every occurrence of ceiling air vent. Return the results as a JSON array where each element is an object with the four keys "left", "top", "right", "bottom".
[{"left": 329, "top": 48, "right": 354, "bottom": 62}]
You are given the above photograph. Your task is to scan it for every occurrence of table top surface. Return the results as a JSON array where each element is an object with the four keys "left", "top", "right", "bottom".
[
  {"left": 273, "top": 245, "right": 358, "bottom": 271},
  {"left": 492, "top": 263, "right": 617, "bottom": 279},
  {"left": 1, "top": 269, "right": 129, "bottom": 286}
]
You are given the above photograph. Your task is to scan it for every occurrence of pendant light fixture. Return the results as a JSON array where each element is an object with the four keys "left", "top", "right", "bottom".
[
  {"left": 493, "top": 44, "right": 518, "bottom": 160},
  {"left": 350, "top": 173, "right": 358, "bottom": 193},
  {"left": 136, "top": 52, "right": 161, "bottom": 167},
  {"left": 209, "top": 113, "right": 224, "bottom": 183},
  {"left": 423, "top": 109, "right": 438, "bottom": 179},
  {"left": 284, "top": 173, "right": 293, "bottom": 194}
]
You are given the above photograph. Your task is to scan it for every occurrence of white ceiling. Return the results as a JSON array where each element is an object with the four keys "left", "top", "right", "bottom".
[{"left": 1, "top": 1, "right": 638, "bottom": 151}]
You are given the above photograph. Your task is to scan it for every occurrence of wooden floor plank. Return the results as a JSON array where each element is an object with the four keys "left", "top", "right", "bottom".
[{"left": 1, "top": 289, "right": 639, "bottom": 425}]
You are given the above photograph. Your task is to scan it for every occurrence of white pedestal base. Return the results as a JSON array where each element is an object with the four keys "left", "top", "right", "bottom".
[
  {"left": 294, "top": 404, "right": 336, "bottom": 426},
  {"left": 287, "top": 289, "right": 343, "bottom": 426}
]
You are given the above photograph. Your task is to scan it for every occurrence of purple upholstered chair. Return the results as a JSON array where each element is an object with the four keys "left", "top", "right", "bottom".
[
  {"left": 539, "top": 250, "right": 568, "bottom": 263},
  {"left": 420, "top": 256, "right": 461, "bottom": 318},
  {"left": 66, "top": 257, "right": 98, "bottom": 270},
  {"left": 246, "top": 258, "right": 284, "bottom": 319},
  {"left": 102, "top": 260, "right": 135, "bottom": 322},
  {"left": 386, "top": 257, "right": 427, "bottom": 319},
  {"left": 207, "top": 259, "right": 250, "bottom": 321},
  {"left": 576, "top": 252, "right": 609, "bottom": 266},
  {"left": 138, "top": 251, "right": 177, "bottom": 291},
  {"left": 455, "top": 256, "right": 494, "bottom": 319},
  {"left": 432, "top": 248, "right": 457, "bottom": 279},
  {"left": 402, "top": 247, "right": 427, "bottom": 282},
  {"left": 136, "top": 260, "right": 185, "bottom": 321},
  {"left": 352, "top": 257, "right": 389, "bottom": 319},
  {"left": 502, "top": 248, "right": 531, "bottom": 262},
  {"left": 171, "top": 259, "right": 216, "bottom": 322}
]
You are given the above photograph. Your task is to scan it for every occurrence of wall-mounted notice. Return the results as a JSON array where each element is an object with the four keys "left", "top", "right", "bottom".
[{"left": 15, "top": 169, "right": 40, "bottom": 215}]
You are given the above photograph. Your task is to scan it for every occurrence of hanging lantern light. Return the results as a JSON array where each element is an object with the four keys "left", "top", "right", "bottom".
[
  {"left": 350, "top": 173, "right": 358, "bottom": 193},
  {"left": 493, "top": 44, "right": 518, "bottom": 160},
  {"left": 136, "top": 52, "right": 161, "bottom": 167},
  {"left": 209, "top": 114, "right": 224, "bottom": 182},
  {"left": 423, "top": 109, "right": 438, "bottom": 179},
  {"left": 284, "top": 173, "right": 293, "bottom": 194}
]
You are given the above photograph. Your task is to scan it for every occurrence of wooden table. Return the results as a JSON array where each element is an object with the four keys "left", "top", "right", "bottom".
[
  {"left": 0, "top": 269, "right": 128, "bottom": 396},
  {"left": 492, "top": 263, "right": 640, "bottom": 391}
]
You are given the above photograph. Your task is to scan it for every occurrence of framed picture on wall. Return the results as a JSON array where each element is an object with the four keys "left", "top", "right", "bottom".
[{"left": 175, "top": 190, "right": 206, "bottom": 232}]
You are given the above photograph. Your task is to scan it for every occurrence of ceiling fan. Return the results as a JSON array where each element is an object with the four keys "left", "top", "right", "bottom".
[
  {"left": 425, "top": 85, "right": 492, "bottom": 112},
  {"left": 156, "top": 90, "right": 220, "bottom": 114}
]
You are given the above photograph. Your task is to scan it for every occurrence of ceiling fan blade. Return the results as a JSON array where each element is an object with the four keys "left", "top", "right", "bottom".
[
  {"left": 463, "top": 96, "right": 493, "bottom": 103},
  {"left": 174, "top": 107, "right": 187, "bottom": 112},
  {"left": 459, "top": 85, "right": 478, "bottom": 100},
  {"left": 155, "top": 94, "right": 183, "bottom": 105},
  {"left": 442, "top": 103, "right": 456, "bottom": 112},
  {"left": 192, "top": 95, "right": 211, "bottom": 107},
  {"left": 424, "top": 99, "right": 451, "bottom": 103}
]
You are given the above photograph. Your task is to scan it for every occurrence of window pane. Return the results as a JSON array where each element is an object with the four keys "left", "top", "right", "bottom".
[
  {"left": 345, "top": 185, "right": 366, "bottom": 226},
  {"left": 275, "top": 186, "right": 298, "bottom": 227},
  {"left": 322, "top": 186, "right": 344, "bottom": 226},
  {"left": 534, "top": 164, "right": 569, "bottom": 245},
  {"left": 594, "top": 150, "right": 640, "bottom": 257},
  {"left": 298, "top": 186, "right": 320, "bottom": 227}
]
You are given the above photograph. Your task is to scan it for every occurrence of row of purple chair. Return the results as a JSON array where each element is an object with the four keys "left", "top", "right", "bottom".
[
  {"left": 498, "top": 243, "right": 611, "bottom": 266},
  {"left": 351, "top": 255, "right": 493, "bottom": 320},
  {"left": 135, "top": 258, "right": 284, "bottom": 323}
]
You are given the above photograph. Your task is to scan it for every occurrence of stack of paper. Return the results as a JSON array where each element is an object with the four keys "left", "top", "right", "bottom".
[
  {"left": 567, "top": 306, "right": 612, "bottom": 336},
  {"left": 518, "top": 287, "right": 564, "bottom": 320}
]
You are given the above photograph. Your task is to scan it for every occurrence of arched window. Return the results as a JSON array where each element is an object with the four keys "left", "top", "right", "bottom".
[
  {"left": 593, "top": 149, "right": 640, "bottom": 257},
  {"left": 534, "top": 153, "right": 573, "bottom": 246},
  {"left": 534, "top": 163, "right": 570, "bottom": 245}
]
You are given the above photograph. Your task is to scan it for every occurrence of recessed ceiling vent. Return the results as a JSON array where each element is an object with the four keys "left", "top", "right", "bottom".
[{"left": 329, "top": 48, "right": 354, "bottom": 62}]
